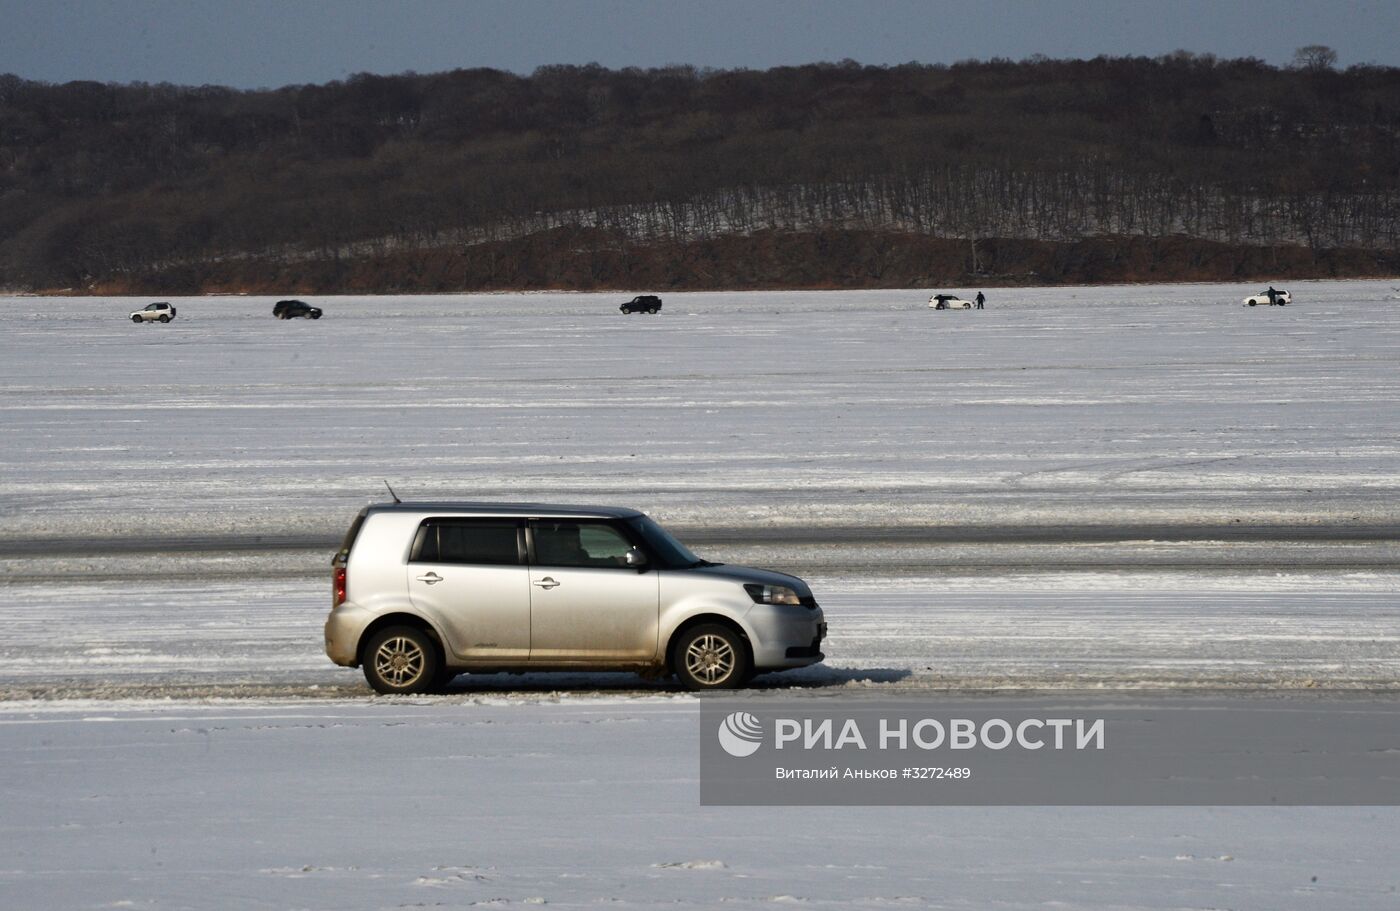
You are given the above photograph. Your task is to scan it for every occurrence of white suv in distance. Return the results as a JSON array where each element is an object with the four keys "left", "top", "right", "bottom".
[
  {"left": 325, "top": 503, "right": 827, "bottom": 694},
  {"left": 1243, "top": 289, "right": 1290, "bottom": 306},
  {"left": 130, "top": 302, "right": 176, "bottom": 323},
  {"left": 929, "top": 294, "right": 973, "bottom": 309}
]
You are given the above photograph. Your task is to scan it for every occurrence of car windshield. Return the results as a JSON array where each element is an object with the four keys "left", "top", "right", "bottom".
[{"left": 626, "top": 515, "right": 704, "bottom": 568}]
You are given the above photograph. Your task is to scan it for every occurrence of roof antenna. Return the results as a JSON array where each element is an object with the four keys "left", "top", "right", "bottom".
[{"left": 384, "top": 480, "right": 402, "bottom": 504}]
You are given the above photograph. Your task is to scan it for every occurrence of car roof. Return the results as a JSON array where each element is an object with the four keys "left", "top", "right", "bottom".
[{"left": 366, "top": 501, "right": 645, "bottom": 519}]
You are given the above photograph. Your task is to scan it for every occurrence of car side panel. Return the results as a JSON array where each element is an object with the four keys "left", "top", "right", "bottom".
[
  {"left": 527, "top": 567, "right": 659, "bottom": 660},
  {"left": 408, "top": 562, "right": 530, "bottom": 661}
]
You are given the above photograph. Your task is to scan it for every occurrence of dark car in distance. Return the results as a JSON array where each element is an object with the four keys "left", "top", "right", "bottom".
[
  {"left": 620, "top": 295, "right": 662, "bottom": 314},
  {"left": 273, "top": 299, "right": 323, "bottom": 320}
]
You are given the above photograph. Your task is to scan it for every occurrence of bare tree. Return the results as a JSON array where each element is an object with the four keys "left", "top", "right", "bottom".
[{"left": 1292, "top": 45, "right": 1338, "bottom": 71}]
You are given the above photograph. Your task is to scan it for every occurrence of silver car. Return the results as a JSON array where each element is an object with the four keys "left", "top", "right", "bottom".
[
  {"left": 130, "top": 301, "right": 176, "bottom": 323},
  {"left": 324, "top": 502, "right": 826, "bottom": 693}
]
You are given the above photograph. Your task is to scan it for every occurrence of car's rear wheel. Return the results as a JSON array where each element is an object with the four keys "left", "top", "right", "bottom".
[
  {"left": 648, "top": 307, "right": 659, "bottom": 313},
  {"left": 158, "top": 315, "right": 170, "bottom": 322},
  {"left": 674, "top": 624, "right": 750, "bottom": 690},
  {"left": 363, "top": 625, "right": 440, "bottom": 695}
]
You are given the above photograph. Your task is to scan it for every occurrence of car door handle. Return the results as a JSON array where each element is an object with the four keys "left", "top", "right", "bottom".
[
  {"left": 416, "top": 572, "right": 443, "bottom": 585},
  {"left": 533, "top": 577, "right": 560, "bottom": 590}
]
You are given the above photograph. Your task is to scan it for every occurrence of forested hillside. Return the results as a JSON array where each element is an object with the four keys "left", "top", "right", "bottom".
[{"left": 3, "top": 53, "right": 1399, "bottom": 292}]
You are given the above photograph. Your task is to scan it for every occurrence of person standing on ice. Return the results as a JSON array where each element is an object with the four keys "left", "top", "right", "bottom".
[
  {"left": 1266, "top": 286, "right": 1279, "bottom": 305},
  {"left": 975, "top": 291, "right": 985, "bottom": 309}
]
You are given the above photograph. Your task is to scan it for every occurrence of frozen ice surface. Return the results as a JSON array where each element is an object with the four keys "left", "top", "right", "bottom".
[
  {"left": 2, "top": 280, "right": 1399, "bottom": 540},
  {"left": 1, "top": 699, "right": 1398, "bottom": 910},
  {"left": 2, "top": 282, "right": 1399, "bottom": 909},
  {"left": 1, "top": 281, "right": 1396, "bottom": 694},
  {"left": 0, "top": 281, "right": 1396, "bottom": 694},
  {"left": 0, "top": 573, "right": 1397, "bottom": 697}
]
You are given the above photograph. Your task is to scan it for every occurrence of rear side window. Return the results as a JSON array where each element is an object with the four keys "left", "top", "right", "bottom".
[
  {"left": 335, "top": 508, "right": 369, "bottom": 563},
  {"left": 412, "top": 519, "right": 522, "bottom": 566}
]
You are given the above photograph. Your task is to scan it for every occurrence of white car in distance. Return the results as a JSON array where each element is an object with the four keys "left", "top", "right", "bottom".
[
  {"left": 929, "top": 294, "right": 974, "bottom": 310},
  {"left": 1243, "top": 289, "right": 1290, "bottom": 306},
  {"left": 130, "top": 302, "right": 177, "bottom": 323}
]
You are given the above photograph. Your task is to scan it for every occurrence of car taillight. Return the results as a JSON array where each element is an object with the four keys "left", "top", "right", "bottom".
[{"left": 333, "top": 564, "right": 347, "bottom": 607}]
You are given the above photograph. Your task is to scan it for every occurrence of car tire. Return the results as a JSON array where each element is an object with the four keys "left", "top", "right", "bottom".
[
  {"left": 362, "top": 625, "right": 441, "bottom": 695},
  {"left": 310, "top": 312, "right": 321, "bottom": 319},
  {"left": 1248, "top": 301, "right": 1256, "bottom": 306},
  {"left": 648, "top": 307, "right": 659, "bottom": 314},
  {"left": 673, "top": 623, "right": 750, "bottom": 691},
  {"left": 131, "top": 315, "right": 143, "bottom": 323},
  {"left": 158, "top": 315, "right": 170, "bottom": 323}
]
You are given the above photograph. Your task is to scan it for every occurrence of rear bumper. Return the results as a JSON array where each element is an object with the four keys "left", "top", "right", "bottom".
[{"left": 324, "top": 604, "right": 375, "bottom": 667}]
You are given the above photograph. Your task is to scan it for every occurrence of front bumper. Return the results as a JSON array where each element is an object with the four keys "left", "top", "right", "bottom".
[
  {"left": 784, "top": 620, "right": 827, "bottom": 659},
  {"left": 747, "top": 607, "right": 826, "bottom": 669}
]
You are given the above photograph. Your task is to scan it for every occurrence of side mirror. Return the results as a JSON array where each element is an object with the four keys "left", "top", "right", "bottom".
[{"left": 625, "top": 548, "right": 649, "bottom": 569}]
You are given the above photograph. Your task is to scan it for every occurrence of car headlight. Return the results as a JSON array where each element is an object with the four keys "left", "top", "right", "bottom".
[{"left": 744, "top": 583, "right": 801, "bottom": 605}]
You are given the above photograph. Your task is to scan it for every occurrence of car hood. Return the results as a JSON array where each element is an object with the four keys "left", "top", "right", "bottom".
[{"left": 678, "top": 563, "right": 812, "bottom": 596}]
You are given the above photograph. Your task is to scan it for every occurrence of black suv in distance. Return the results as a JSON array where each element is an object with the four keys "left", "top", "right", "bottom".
[
  {"left": 273, "top": 299, "right": 323, "bottom": 320},
  {"left": 620, "top": 295, "right": 662, "bottom": 314}
]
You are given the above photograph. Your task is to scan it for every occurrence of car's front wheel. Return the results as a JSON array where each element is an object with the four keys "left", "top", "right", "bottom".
[
  {"left": 131, "top": 315, "right": 143, "bottom": 323},
  {"left": 362, "top": 625, "right": 441, "bottom": 695},
  {"left": 674, "top": 624, "right": 750, "bottom": 690},
  {"left": 310, "top": 311, "right": 322, "bottom": 319}
]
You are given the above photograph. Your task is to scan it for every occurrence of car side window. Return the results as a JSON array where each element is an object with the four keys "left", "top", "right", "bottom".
[
  {"left": 532, "top": 521, "right": 634, "bottom": 568},
  {"left": 412, "top": 519, "right": 521, "bottom": 566}
]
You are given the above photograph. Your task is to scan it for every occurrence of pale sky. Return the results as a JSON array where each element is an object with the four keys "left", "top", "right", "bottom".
[{"left": 2, "top": 0, "right": 1396, "bottom": 89}]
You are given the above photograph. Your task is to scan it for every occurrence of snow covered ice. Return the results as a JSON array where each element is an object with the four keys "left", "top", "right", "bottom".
[
  {"left": 1, "top": 280, "right": 1398, "bottom": 908},
  {"left": 2, "top": 698, "right": 1399, "bottom": 908},
  {"left": 2, "top": 279, "right": 1396, "bottom": 693},
  {"left": 2, "top": 280, "right": 1399, "bottom": 541}
]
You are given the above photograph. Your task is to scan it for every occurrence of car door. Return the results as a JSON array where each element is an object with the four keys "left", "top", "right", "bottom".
[
  {"left": 527, "top": 519, "right": 660, "bottom": 661},
  {"left": 406, "top": 518, "right": 530, "bottom": 661}
]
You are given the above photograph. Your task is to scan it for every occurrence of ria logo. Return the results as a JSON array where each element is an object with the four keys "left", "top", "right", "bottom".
[{"left": 717, "top": 711, "right": 764, "bottom": 757}]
